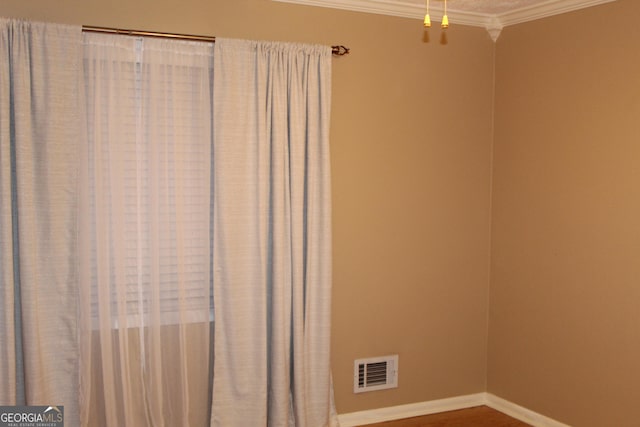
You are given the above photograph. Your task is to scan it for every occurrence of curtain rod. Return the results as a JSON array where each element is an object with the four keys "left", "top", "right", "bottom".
[{"left": 82, "top": 25, "right": 350, "bottom": 56}]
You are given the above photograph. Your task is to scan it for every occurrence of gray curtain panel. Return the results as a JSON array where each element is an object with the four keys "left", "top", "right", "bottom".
[
  {"left": 211, "top": 38, "right": 337, "bottom": 427},
  {"left": 0, "top": 19, "right": 81, "bottom": 426}
]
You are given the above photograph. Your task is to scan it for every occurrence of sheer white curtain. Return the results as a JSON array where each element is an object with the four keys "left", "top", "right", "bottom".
[
  {"left": 211, "top": 38, "right": 337, "bottom": 427},
  {"left": 79, "top": 33, "right": 214, "bottom": 426},
  {"left": 0, "top": 19, "right": 81, "bottom": 425}
]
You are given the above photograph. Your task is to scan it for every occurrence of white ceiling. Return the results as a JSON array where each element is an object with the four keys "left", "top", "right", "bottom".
[{"left": 273, "top": 0, "right": 617, "bottom": 40}]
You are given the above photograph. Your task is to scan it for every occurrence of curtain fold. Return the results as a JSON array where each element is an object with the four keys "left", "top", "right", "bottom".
[
  {"left": 211, "top": 38, "right": 337, "bottom": 427},
  {"left": 0, "top": 18, "right": 81, "bottom": 425},
  {"left": 79, "top": 33, "right": 214, "bottom": 426}
]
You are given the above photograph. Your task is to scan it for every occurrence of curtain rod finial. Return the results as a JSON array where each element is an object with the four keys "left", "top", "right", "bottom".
[{"left": 332, "top": 45, "right": 350, "bottom": 56}]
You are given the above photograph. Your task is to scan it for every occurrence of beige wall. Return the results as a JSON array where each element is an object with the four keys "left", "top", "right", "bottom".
[
  {"left": 489, "top": 0, "right": 640, "bottom": 425},
  {"left": 327, "top": 7, "right": 494, "bottom": 415}
]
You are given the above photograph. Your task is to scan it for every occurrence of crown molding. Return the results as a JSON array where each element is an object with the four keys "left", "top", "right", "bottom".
[
  {"left": 273, "top": 0, "right": 488, "bottom": 23},
  {"left": 272, "top": 0, "right": 617, "bottom": 40}
]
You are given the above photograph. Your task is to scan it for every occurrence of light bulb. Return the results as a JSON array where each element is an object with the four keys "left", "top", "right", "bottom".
[{"left": 424, "top": 13, "right": 431, "bottom": 27}]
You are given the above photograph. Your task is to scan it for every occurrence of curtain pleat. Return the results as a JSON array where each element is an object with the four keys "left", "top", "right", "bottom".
[
  {"left": 211, "top": 38, "right": 338, "bottom": 427},
  {"left": 0, "top": 18, "right": 82, "bottom": 425}
]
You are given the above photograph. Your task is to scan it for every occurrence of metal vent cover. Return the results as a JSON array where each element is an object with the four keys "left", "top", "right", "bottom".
[{"left": 353, "top": 354, "right": 398, "bottom": 393}]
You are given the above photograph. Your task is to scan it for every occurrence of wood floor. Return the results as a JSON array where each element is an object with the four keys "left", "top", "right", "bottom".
[{"left": 360, "top": 405, "right": 532, "bottom": 427}]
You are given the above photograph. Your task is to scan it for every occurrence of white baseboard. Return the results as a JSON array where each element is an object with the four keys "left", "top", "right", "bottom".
[
  {"left": 337, "top": 393, "right": 486, "bottom": 427},
  {"left": 338, "top": 392, "right": 571, "bottom": 427},
  {"left": 484, "top": 393, "right": 571, "bottom": 427}
]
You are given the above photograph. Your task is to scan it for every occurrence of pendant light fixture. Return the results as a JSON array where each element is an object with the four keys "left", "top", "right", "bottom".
[
  {"left": 441, "top": 0, "right": 449, "bottom": 29},
  {"left": 423, "top": 0, "right": 432, "bottom": 27},
  {"left": 424, "top": 0, "right": 449, "bottom": 29}
]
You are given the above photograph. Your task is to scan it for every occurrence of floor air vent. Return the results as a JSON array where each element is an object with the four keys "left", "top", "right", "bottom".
[{"left": 353, "top": 354, "right": 398, "bottom": 393}]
